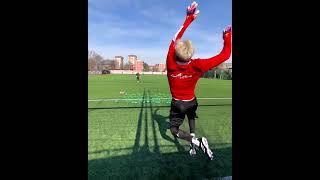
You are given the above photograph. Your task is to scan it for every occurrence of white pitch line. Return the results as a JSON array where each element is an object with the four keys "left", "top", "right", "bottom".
[
  {"left": 214, "top": 176, "right": 232, "bottom": 180},
  {"left": 88, "top": 98, "right": 143, "bottom": 102},
  {"left": 88, "top": 97, "right": 232, "bottom": 102},
  {"left": 198, "top": 97, "right": 232, "bottom": 100}
]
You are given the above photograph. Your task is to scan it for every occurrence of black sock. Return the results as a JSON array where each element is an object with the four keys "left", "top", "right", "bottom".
[{"left": 188, "top": 118, "right": 195, "bottom": 134}]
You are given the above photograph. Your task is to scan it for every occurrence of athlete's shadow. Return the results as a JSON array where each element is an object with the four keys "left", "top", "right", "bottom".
[
  {"left": 89, "top": 90, "right": 232, "bottom": 179},
  {"left": 89, "top": 146, "right": 232, "bottom": 179},
  {"left": 152, "top": 108, "right": 185, "bottom": 152}
]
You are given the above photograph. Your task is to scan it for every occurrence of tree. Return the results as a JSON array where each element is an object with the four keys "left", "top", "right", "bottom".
[
  {"left": 88, "top": 50, "right": 104, "bottom": 71},
  {"left": 101, "top": 59, "right": 115, "bottom": 70},
  {"left": 88, "top": 58, "right": 97, "bottom": 71},
  {"left": 224, "top": 69, "right": 232, "bottom": 80},
  {"left": 200, "top": 62, "right": 232, "bottom": 80},
  {"left": 123, "top": 63, "right": 130, "bottom": 70},
  {"left": 143, "top": 62, "right": 150, "bottom": 72}
]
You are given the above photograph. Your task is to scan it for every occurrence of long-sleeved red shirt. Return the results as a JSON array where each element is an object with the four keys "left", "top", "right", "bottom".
[{"left": 166, "top": 16, "right": 231, "bottom": 101}]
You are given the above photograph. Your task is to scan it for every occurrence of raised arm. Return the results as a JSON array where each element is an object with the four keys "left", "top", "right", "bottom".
[
  {"left": 193, "top": 26, "right": 232, "bottom": 73},
  {"left": 166, "top": 2, "right": 200, "bottom": 65}
]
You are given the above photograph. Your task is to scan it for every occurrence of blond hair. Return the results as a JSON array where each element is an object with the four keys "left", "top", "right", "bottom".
[{"left": 175, "top": 39, "right": 194, "bottom": 61}]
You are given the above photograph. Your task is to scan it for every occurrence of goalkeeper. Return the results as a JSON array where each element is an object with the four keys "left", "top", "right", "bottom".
[{"left": 166, "top": 1, "right": 232, "bottom": 160}]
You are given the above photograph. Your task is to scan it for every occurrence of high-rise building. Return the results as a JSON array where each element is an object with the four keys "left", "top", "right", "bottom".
[
  {"left": 114, "top": 56, "right": 124, "bottom": 70},
  {"left": 158, "top": 62, "right": 166, "bottom": 72},
  {"left": 154, "top": 62, "right": 166, "bottom": 72},
  {"left": 135, "top": 60, "right": 143, "bottom": 72},
  {"left": 128, "top": 55, "right": 137, "bottom": 70}
]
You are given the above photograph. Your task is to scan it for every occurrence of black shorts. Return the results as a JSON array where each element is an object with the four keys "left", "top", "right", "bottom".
[{"left": 169, "top": 98, "right": 198, "bottom": 127}]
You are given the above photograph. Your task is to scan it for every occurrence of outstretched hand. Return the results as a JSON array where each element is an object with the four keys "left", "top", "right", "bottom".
[
  {"left": 223, "top": 26, "right": 232, "bottom": 41},
  {"left": 186, "top": 1, "right": 200, "bottom": 19}
]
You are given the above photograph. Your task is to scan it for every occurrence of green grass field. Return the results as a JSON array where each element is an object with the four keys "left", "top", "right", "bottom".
[{"left": 88, "top": 74, "right": 232, "bottom": 179}]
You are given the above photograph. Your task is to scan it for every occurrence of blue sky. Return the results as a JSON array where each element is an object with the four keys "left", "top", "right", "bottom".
[{"left": 89, "top": 0, "right": 232, "bottom": 65}]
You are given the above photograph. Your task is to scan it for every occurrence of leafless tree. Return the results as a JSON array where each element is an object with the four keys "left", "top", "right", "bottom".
[
  {"left": 143, "top": 62, "right": 150, "bottom": 72},
  {"left": 88, "top": 50, "right": 104, "bottom": 71}
]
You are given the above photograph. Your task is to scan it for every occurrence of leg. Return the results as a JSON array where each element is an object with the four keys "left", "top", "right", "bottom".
[
  {"left": 170, "top": 126, "right": 193, "bottom": 142},
  {"left": 185, "top": 99, "right": 213, "bottom": 159},
  {"left": 187, "top": 107, "right": 197, "bottom": 155},
  {"left": 169, "top": 99, "right": 193, "bottom": 142},
  {"left": 187, "top": 114, "right": 197, "bottom": 155},
  {"left": 187, "top": 98, "right": 198, "bottom": 135},
  {"left": 188, "top": 118, "right": 195, "bottom": 134},
  {"left": 187, "top": 103, "right": 215, "bottom": 160}
]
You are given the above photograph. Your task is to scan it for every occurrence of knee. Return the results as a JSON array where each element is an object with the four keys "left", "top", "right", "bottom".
[{"left": 170, "top": 126, "right": 179, "bottom": 137}]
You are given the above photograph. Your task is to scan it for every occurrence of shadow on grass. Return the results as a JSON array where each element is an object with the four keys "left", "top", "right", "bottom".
[
  {"left": 148, "top": 90, "right": 185, "bottom": 153},
  {"left": 88, "top": 104, "right": 231, "bottom": 111},
  {"left": 88, "top": 90, "right": 232, "bottom": 179},
  {"left": 88, "top": 146, "right": 231, "bottom": 179}
]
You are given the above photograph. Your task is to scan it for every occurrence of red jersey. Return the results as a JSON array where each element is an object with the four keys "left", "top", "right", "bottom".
[{"left": 166, "top": 16, "right": 232, "bottom": 101}]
